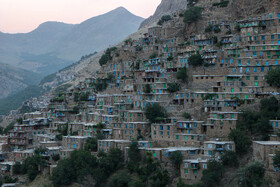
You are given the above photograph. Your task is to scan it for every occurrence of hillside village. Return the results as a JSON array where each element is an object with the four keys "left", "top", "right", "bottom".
[{"left": 1, "top": 0, "right": 280, "bottom": 186}]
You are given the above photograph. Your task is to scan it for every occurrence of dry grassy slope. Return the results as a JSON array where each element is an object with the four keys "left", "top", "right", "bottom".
[{"left": 60, "top": 27, "right": 148, "bottom": 90}]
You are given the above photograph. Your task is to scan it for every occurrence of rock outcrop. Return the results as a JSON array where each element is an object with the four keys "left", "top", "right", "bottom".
[{"left": 139, "top": 0, "right": 189, "bottom": 28}]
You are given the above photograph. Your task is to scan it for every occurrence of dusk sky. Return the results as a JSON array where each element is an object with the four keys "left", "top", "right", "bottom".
[{"left": 0, "top": 0, "right": 161, "bottom": 33}]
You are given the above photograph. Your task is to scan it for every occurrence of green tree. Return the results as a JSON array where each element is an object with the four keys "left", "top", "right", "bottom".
[
  {"left": 221, "top": 151, "right": 239, "bottom": 167},
  {"left": 265, "top": 67, "right": 280, "bottom": 87},
  {"left": 144, "top": 103, "right": 167, "bottom": 123},
  {"left": 144, "top": 84, "right": 151, "bottom": 94},
  {"left": 84, "top": 137, "right": 98, "bottom": 152},
  {"left": 108, "top": 170, "right": 131, "bottom": 187},
  {"left": 128, "top": 141, "right": 141, "bottom": 163},
  {"left": 13, "top": 161, "right": 22, "bottom": 174},
  {"left": 51, "top": 159, "right": 75, "bottom": 186},
  {"left": 202, "top": 160, "right": 224, "bottom": 187},
  {"left": 184, "top": 7, "right": 202, "bottom": 23},
  {"left": 189, "top": 54, "right": 204, "bottom": 67},
  {"left": 176, "top": 68, "right": 188, "bottom": 82},
  {"left": 228, "top": 129, "right": 251, "bottom": 154},
  {"left": 273, "top": 150, "right": 280, "bottom": 168},
  {"left": 236, "top": 162, "right": 265, "bottom": 187},
  {"left": 169, "top": 151, "right": 183, "bottom": 170}
]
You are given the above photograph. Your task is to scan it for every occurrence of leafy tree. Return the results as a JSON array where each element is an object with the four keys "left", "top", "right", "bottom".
[
  {"left": 51, "top": 159, "right": 76, "bottom": 186},
  {"left": 202, "top": 160, "right": 224, "bottom": 187},
  {"left": 221, "top": 151, "right": 239, "bottom": 167},
  {"left": 144, "top": 84, "right": 151, "bottom": 94},
  {"left": 84, "top": 137, "right": 98, "bottom": 152},
  {"left": 144, "top": 103, "right": 167, "bottom": 123},
  {"left": 108, "top": 170, "right": 131, "bottom": 187},
  {"left": 169, "top": 151, "right": 183, "bottom": 170},
  {"left": 189, "top": 54, "right": 204, "bottom": 67},
  {"left": 80, "top": 92, "right": 89, "bottom": 101},
  {"left": 177, "top": 177, "right": 186, "bottom": 187},
  {"left": 99, "top": 47, "right": 117, "bottom": 66},
  {"left": 184, "top": 7, "right": 202, "bottom": 23},
  {"left": 273, "top": 150, "right": 280, "bottom": 168},
  {"left": 128, "top": 141, "right": 141, "bottom": 164},
  {"left": 167, "top": 83, "right": 180, "bottom": 93},
  {"left": 205, "top": 25, "right": 213, "bottom": 32},
  {"left": 13, "top": 161, "right": 22, "bottom": 174},
  {"left": 228, "top": 129, "right": 251, "bottom": 154},
  {"left": 52, "top": 154, "right": 60, "bottom": 162},
  {"left": 55, "top": 134, "right": 63, "bottom": 141},
  {"left": 176, "top": 68, "right": 188, "bottom": 82},
  {"left": 236, "top": 162, "right": 265, "bottom": 187},
  {"left": 182, "top": 112, "right": 191, "bottom": 119}
]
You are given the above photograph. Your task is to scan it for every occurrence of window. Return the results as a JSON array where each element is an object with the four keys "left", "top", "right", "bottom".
[
  {"left": 203, "top": 164, "right": 207, "bottom": 169},
  {"left": 184, "top": 169, "right": 188, "bottom": 174},
  {"left": 184, "top": 163, "right": 188, "bottom": 168}
]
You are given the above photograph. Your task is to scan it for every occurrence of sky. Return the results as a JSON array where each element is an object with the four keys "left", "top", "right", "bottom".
[{"left": 0, "top": 0, "right": 161, "bottom": 33}]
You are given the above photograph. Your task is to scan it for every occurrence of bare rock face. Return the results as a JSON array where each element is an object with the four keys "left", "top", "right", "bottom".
[{"left": 139, "top": 0, "right": 189, "bottom": 28}]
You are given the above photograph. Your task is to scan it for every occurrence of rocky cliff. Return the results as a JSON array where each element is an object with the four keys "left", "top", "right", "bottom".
[{"left": 139, "top": 0, "right": 189, "bottom": 28}]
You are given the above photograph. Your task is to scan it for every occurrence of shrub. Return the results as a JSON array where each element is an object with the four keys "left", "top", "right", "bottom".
[
  {"left": 188, "top": 54, "right": 204, "bottom": 67},
  {"left": 184, "top": 7, "right": 202, "bottom": 23},
  {"left": 265, "top": 68, "right": 280, "bottom": 87},
  {"left": 158, "top": 15, "right": 172, "bottom": 25}
]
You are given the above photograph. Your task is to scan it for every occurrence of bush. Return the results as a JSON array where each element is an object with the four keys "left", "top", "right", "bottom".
[
  {"left": 188, "top": 54, "right": 204, "bottom": 67},
  {"left": 221, "top": 151, "right": 239, "bottom": 167},
  {"left": 158, "top": 15, "right": 172, "bottom": 25},
  {"left": 184, "top": 7, "right": 202, "bottom": 24},
  {"left": 265, "top": 68, "right": 280, "bottom": 87},
  {"left": 176, "top": 68, "right": 188, "bottom": 82},
  {"left": 167, "top": 83, "right": 180, "bottom": 93},
  {"left": 13, "top": 161, "right": 22, "bottom": 174},
  {"left": 144, "top": 103, "right": 167, "bottom": 123}
]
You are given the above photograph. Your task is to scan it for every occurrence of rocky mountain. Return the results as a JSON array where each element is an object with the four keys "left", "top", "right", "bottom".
[
  {"left": 0, "top": 63, "right": 42, "bottom": 99},
  {"left": 139, "top": 0, "right": 189, "bottom": 28},
  {"left": 0, "top": 7, "right": 144, "bottom": 75}
]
